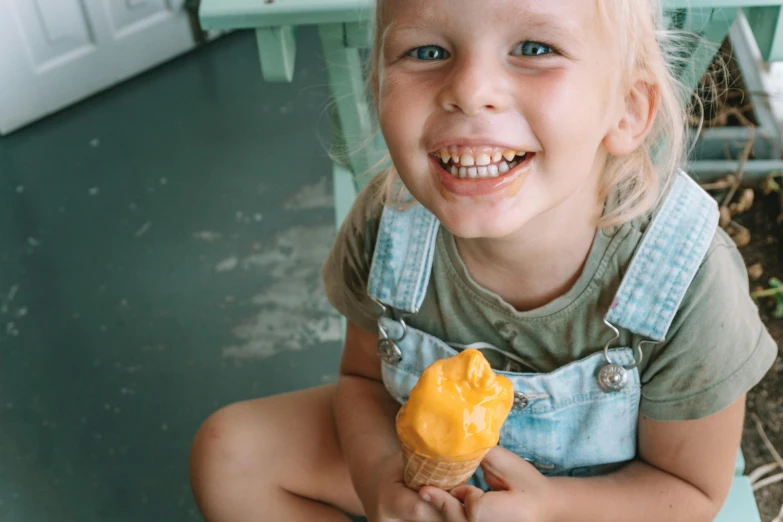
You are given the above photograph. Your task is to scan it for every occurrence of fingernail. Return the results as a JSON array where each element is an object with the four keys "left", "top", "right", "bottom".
[{"left": 420, "top": 493, "right": 431, "bottom": 502}]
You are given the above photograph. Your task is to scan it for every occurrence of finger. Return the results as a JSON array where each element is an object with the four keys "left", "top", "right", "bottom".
[
  {"left": 450, "top": 485, "right": 484, "bottom": 504},
  {"left": 384, "top": 484, "right": 443, "bottom": 522},
  {"left": 463, "top": 492, "right": 520, "bottom": 522},
  {"left": 419, "top": 487, "right": 469, "bottom": 522}
]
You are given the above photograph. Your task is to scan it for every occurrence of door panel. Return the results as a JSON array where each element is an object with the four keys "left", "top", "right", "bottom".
[
  {"left": 0, "top": 0, "right": 195, "bottom": 134},
  {"left": 12, "top": 0, "right": 97, "bottom": 70}
]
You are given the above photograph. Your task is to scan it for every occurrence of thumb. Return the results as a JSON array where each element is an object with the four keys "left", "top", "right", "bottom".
[{"left": 480, "top": 446, "right": 529, "bottom": 486}]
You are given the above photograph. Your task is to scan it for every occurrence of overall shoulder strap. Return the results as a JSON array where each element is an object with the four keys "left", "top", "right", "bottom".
[
  {"left": 604, "top": 170, "right": 720, "bottom": 341},
  {"left": 367, "top": 200, "right": 440, "bottom": 314}
]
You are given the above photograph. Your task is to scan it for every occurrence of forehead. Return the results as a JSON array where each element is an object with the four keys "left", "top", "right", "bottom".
[{"left": 380, "top": 0, "right": 603, "bottom": 41}]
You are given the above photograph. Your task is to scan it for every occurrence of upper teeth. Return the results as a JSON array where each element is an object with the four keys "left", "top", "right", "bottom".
[{"left": 436, "top": 148, "right": 526, "bottom": 167}]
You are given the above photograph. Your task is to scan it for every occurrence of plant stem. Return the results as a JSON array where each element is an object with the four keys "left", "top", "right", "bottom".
[{"left": 750, "top": 287, "right": 783, "bottom": 299}]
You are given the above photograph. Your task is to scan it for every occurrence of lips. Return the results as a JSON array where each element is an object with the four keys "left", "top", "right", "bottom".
[{"left": 429, "top": 152, "right": 534, "bottom": 197}]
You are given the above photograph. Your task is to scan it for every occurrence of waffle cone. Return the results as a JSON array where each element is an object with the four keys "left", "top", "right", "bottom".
[{"left": 399, "top": 440, "right": 487, "bottom": 491}]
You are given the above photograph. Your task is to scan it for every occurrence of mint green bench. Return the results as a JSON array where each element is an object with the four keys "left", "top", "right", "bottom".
[{"left": 198, "top": 2, "right": 778, "bottom": 520}]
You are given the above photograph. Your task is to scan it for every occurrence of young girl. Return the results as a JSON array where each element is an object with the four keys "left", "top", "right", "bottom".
[{"left": 190, "top": 0, "right": 778, "bottom": 520}]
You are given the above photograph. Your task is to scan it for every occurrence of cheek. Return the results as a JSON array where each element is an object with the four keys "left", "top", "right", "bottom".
[
  {"left": 378, "top": 70, "right": 442, "bottom": 125},
  {"left": 378, "top": 76, "right": 415, "bottom": 140},
  {"left": 522, "top": 70, "right": 612, "bottom": 151},
  {"left": 377, "top": 74, "right": 404, "bottom": 115},
  {"left": 377, "top": 96, "right": 410, "bottom": 164},
  {"left": 377, "top": 72, "right": 437, "bottom": 166}
]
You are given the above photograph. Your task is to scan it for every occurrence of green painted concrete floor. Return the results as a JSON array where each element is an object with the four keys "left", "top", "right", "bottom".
[{"left": 0, "top": 29, "right": 345, "bottom": 522}]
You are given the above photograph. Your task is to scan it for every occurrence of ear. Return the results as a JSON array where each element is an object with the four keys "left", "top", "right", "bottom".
[{"left": 604, "top": 79, "right": 659, "bottom": 156}]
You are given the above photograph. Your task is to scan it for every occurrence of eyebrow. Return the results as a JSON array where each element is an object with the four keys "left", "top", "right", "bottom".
[
  {"left": 516, "top": 12, "right": 584, "bottom": 42},
  {"left": 382, "top": 11, "right": 583, "bottom": 45},
  {"left": 381, "top": 18, "right": 439, "bottom": 43}
]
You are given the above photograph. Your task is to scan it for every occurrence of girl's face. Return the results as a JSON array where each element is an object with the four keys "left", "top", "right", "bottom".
[{"left": 376, "top": 0, "right": 627, "bottom": 239}]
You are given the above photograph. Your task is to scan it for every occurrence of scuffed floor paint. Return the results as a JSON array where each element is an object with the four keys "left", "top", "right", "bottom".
[
  {"left": 0, "top": 285, "right": 23, "bottom": 340},
  {"left": 284, "top": 177, "right": 333, "bottom": 210},
  {"left": 192, "top": 231, "right": 222, "bottom": 242},
  {"left": 215, "top": 257, "right": 238, "bottom": 273},
  {"left": 221, "top": 224, "right": 341, "bottom": 360}
]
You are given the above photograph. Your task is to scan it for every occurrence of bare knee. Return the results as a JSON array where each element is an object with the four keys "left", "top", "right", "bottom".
[
  {"left": 190, "top": 387, "right": 361, "bottom": 521},
  {"left": 190, "top": 400, "right": 276, "bottom": 507}
]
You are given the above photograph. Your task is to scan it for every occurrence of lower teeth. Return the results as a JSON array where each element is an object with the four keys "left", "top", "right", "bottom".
[{"left": 445, "top": 155, "right": 524, "bottom": 179}]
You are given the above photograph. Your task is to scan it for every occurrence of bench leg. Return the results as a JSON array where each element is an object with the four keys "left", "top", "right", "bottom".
[
  {"left": 319, "top": 23, "right": 375, "bottom": 186},
  {"left": 714, "top": 476, "right": 762, "bottom": 522}
]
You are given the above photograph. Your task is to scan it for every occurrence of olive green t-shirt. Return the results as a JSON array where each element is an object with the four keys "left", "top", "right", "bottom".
[{"left": 322, "top": 174, "right": 778, "bottom": 421}]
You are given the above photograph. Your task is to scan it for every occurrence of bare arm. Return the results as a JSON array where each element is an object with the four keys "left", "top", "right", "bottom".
[
  {"left": 546, "top": 396, "right": 745, "bottom": 522},
  {"left": 333, "top": 321, "right": 403, "bottom": 502},
  {"left": 334, "top": 321, "right": 446, "bottom": 522}
]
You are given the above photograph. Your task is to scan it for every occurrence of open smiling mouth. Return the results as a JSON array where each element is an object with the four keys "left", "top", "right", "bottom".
[{"left": 431, "top": 148, "right": 535, "bottom": 180}]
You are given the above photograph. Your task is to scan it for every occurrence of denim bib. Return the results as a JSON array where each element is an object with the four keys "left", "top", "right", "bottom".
[{"left": 367, "top": 171, "right": 718, "bottom": 485}]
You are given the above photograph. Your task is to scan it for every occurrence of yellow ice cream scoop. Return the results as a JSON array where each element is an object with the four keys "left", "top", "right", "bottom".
[{"left": 396, "top": 348, "right": 514, "bottom": 489}]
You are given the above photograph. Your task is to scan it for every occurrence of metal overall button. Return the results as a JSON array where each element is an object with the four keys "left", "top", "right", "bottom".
[
  {"left": 513, "top": 392, "right": 529, "bottom": 410},
  {"left": 598, "top": 364, "right": 628, "bottom": 392},
  {"left": 374, "top": 301, "right": 407, "bottom": 366},
  {"left": 378, "top": 338, "right": 402, "bottom": 365},
  {"left": 598, "top": 318, "right": 656, "bottom": 393}
]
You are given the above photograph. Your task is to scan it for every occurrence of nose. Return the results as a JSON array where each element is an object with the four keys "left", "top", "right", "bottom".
[{"left": 438, "top": 54, "right": 512, "bottom": 116}]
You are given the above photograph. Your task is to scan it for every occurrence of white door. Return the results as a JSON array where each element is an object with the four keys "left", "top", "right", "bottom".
[{"left": 0, "top": 0, "right": 197, "bottom": 134}]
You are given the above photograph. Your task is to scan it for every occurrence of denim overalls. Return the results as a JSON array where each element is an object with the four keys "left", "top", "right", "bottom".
[{"left": 366, "top": 171, "right": 719, "bottom": 488}]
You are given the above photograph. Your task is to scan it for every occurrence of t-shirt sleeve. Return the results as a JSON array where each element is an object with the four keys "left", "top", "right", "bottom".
[
  {"left": 321, "top": 173, "right": 387, "bottom": 334},
  {"left": 639, "top": 227, "right": 779, "bottom": 421}
]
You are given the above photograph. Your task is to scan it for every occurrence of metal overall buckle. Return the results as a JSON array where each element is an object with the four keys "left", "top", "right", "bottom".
[
  {"left": 598, "top": 318, "right": 657, "bottom": 393},
  {"left": 372, "top": 298, "right": 406, "bottom": 365}
]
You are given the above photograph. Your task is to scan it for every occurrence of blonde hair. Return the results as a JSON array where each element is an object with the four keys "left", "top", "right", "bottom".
[
  {"left": 361, "top": 0, "right": 707, "bottom": 228},
  {"left": 592, "top": 0, "right": 703, "bottom": 227}
]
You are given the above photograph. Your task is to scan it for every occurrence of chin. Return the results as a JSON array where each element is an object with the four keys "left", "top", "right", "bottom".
[
  {"left": 435, "top": 205, "right": 531, "bottom": 240},
  {"left": 402, "top": 173, "right": 540, "bottom": 239}
]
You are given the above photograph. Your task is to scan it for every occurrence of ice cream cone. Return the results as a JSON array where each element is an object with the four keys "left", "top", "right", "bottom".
[
  {"left": 394, "top": 349, "right": 513, "bottom": 491},
  {"left": 399, "top": 439, "right": 487, "bottom": 491}
]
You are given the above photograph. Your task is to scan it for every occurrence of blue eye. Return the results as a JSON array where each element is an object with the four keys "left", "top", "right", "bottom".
[
  {"left": 512, "top": 41, "right": 553, "bottom": 57},
  {"left": 409, "top": 45, "right": 450, "bottom": 61}
]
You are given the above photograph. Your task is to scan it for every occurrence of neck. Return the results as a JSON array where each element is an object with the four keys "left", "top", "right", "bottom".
[{"left": 455, "top": 173, "right": 605, "bottom": 312}]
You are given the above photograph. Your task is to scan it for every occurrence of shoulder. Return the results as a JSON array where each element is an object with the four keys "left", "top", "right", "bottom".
[
  {"left": 669, "top": 226, "right": 756, "bottom": 341},
  {"left": 622, "top": 210, "right": 747, "bottom": 312},
  {"left": 639, "top": 225, "right": 778, "bottom": 420},
  {"left": 338, "top": 171, "right": 389, "bottom": 253},
  {"left": 321, "top": 171, "right": 390, "bottom": 332},
  {"left": 685, "top": 226, "right": 749, "bottom": 304}
]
